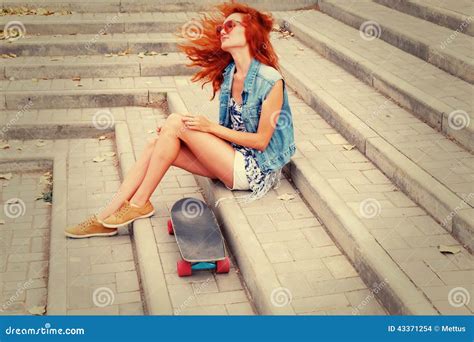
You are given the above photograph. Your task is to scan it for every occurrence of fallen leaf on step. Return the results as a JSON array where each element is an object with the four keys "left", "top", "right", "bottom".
[
  {"left": 104, "top": 53, "right": 114, "bottom": 57},
  {"left": 138, "top": 52, "right": 145, "bottom": 58},
  {"left": 343, "top": 144, "right": 355, "bottom": 151},
  {"left": 93, "top": 156, "right": 105, "bottom": 163},
  {"left": 117, "top": 48, "right": 132, "bottom": 56},
  {"left": 0, "top": 220, "right": 5, "bottom": 225},
  {"left": 0, "top": 143, "right": 10, "bottom": 149},
  {"left": 35, "top": 140, "right": 46, "bottom": 147},
  {"left": 50, "top": 57, "right": 62, "bottom": 61},
  {"left": 28, "top": 306, "right": 46, "bottom": 315},
  {"left": 72, "top": 76, "right": 81, "bottom": 81},
  {"left": 103, "top": 152, "right": 116, "bottom": 157},
  {"left": 297, "top": 47, "right": 304, "bottom": 51},
  {"left": 98, "top": 135, "right": 107, "bottom": 141},
  {"left": 76, "top": 84, "right": 83, "bottom": 87},
  {"left": 0, "top": 173, "right": 12, "bottom": 180},
  {"left": 144, "top": 51, "right": 158, "bottom": 56},
  {"left": 277, "top": 193, "right": 295, "bottom": 201},
  {"left": 438, "top": 245, "right": 461, "bottom": 254}
]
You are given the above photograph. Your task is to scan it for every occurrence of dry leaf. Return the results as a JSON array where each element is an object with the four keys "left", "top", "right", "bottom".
[
  {"left": 103, "top": 152, "right": 116, "bottom": 157},
  {"left": 0, "top": 173, "right": 12, "bottom": 180},
  {"left": 0, "top": 143, "right": 10, "bottom": 149},
  {"left": 98, "top": 135, "right": 106, "bottom": 141},
  {"left": 104, "top": 53, "right": 114, "bottom": 57},
  {"left": 138, "top": 52, "right": 145, "bottom": 58},
  {"left": 35, "top": 140, "right": 46, "bottom": 147},
  {"left": 277, "top": 193, "right": 295, "bottom": 201},
  {"left": 0, "top": 220, "right": 5, "bottom": 225},
  {"left": 28, "top": 305, "right": 46, "bottom": 315},
  {"left": 93, "top": 156, "right": 105, "bottom": 163},
  {"left": 72, "top": 76, "right": 81, "bottom": 81},
  {"left": 343, "top": 144, "right": 355, "bottom": 151},
  {"left": 438, "top": 245, "right": 461, "bottom": 254}
]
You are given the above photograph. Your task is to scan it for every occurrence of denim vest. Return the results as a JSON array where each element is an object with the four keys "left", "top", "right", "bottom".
[{"left": 218, "top": 57, "right": 296, "bottom": 173}]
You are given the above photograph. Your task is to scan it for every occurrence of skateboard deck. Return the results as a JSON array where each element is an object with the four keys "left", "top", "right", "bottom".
[{"left": 170, "top": 197, "right": 225, "bottom": 263}]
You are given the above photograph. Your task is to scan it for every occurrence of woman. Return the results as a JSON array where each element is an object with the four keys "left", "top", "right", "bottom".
[{"left": 65, "top": 2, "right": 295, "bottom": 238}]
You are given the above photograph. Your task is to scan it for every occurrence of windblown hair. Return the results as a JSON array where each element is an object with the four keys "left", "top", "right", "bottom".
[{"left": 177, "top": 1, "right": 280, "bottom": 100}]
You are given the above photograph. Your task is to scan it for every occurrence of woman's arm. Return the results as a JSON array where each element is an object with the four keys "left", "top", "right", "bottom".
[{"left": 183, "top": 80, "right": 284, "bottom": 152}]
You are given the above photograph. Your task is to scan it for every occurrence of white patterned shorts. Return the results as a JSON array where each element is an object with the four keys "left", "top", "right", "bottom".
[{"left": 226, "top": 149, "right": 250, "bottom": 191}]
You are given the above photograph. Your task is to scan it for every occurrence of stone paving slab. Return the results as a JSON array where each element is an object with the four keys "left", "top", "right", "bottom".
[
  {"left": 0, "top": 164, "right": 51, "bottom": 315},
  {"left": 319, "top": 0, "right": 474, "bottom": 83},
  {"left": 274, "top": 9, "right": 474, "bottom": 152}
]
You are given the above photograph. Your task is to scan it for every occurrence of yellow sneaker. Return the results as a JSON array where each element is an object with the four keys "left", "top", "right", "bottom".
[
  {"left": 100, "top": 200, "right": 155, "bottom": 228},
  {"left": 65, "top": 215, "right": 118, "bottom": 238}
]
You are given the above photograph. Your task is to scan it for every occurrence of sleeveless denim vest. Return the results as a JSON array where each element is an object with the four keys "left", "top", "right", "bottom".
[{"left": 218, "top": 57, "right": 296, "bottom": 172}]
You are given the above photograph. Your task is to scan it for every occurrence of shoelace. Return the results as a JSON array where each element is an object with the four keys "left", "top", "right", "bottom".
[
  {"left": 79, "top": 216, "right": 96, "bottom": 228},
  {"left": 116, "top": 202, "right": 131, "bottom": 219}
]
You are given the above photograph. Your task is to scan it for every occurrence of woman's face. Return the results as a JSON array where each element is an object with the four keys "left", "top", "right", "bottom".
[{"left": 219, "top": 13, "right": 247, "bottom": 51}]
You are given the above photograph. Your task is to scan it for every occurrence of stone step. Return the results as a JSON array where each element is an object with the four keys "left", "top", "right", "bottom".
[
  {"left": 270, "top": 32, "right": 474, "bottom": 252},
  {"left": 274, "top": 10, "right": 473, "bottom": 152},
  {"left": 374, "top": 0, "right": 474, "bottom": 37},
  {"left": 0, "top": 33, "right": 180, "bottom": 57},
  {"left": 170, "top": 77, "right": 471, "bottom": 315},
  {"left": 0, "top": 0, "right": 318, "bottom": 13},
  {"left": 1, "top": 53, "right": 194, "bottom": 80},
  {"left": 318, "top": 0, "right": 474, "bottom": 84},
  {"left": 0, "top": 75, "right": 175, "bottom": 109},
  {"left": 167, "top": 82, "right": 388, "bottom": 315},
  {"left": 0, "top": 12, "right": 187, "bottom": 35}
]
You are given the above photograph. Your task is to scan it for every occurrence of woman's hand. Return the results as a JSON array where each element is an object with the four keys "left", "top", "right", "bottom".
[{"left": 182, "top": 115, "right": 214, "bottom": 133}]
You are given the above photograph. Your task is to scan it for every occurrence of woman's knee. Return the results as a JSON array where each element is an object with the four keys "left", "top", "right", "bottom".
[{"left": 166, "top": 113, "right": 185, "bottom": 129}]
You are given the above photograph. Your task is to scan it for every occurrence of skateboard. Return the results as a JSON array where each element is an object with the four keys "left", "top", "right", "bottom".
[{"left": 167, "top": 197, "right": 230, "bottom": 277}]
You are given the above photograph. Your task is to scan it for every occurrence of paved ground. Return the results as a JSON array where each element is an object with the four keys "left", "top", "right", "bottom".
[{"left": 0, "top": 1, "right": 472, "bottom": 316}]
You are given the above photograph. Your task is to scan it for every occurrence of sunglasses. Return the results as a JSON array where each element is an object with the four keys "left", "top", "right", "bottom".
[{"left": 216, "top": 19, "right": 244, "bottom": 35}]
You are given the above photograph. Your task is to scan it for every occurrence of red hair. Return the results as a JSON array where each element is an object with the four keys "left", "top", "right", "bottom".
[{"left": 176, "top": 1, "right": 280, "bottom": 100}]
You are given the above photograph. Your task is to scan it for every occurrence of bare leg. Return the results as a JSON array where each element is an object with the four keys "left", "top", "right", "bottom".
[
  {"left": 130, "top": 113, "right": 235, "bottom": 206},
  {"left": 97, "top": 134, "right": 218, "bottom": 220}
]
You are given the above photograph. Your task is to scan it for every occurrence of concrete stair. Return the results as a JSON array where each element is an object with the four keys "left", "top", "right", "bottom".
[
  {"left": 274, "top": 9, "right": 474, "bottom": 152},
  {"left": 374, "top": 0, "right": 474, "bottom": 37},
  {"left": 318, "top": 0, "right": 474, "bottom": 84},
  {"left": 1, "top": 0, "right": 319, "bottom": 13},
  {"left": 1, "top": 0, "right": 472, "bottom": 316},
  {"left": 271, "top": 31, "right": 473, "bottom": 252},
  {"left": 1, "top": 53, "right": 194, "bottom": 81}
]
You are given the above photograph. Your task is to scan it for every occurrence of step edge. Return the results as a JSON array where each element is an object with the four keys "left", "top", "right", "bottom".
[{"left": 290, "top": 158, "right": 438, "bottom": 315}]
